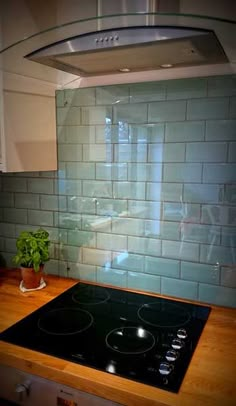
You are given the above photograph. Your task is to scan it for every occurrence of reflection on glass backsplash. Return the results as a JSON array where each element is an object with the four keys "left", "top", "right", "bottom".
[
  {"left": 54, "top": 76, "right": 236, "bottom": 307},
  {"left": 0, "top": 76, "right": 235, "bottom": 307}
]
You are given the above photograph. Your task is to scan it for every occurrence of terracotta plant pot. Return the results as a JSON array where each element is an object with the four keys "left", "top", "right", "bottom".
[{"left": 21, "top": 266, "right": 43, "bottom": 289}]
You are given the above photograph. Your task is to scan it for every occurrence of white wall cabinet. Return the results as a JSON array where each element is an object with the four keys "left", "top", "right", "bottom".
[{"left": 0, "top": 72, "right": 58, "bottom": 172}]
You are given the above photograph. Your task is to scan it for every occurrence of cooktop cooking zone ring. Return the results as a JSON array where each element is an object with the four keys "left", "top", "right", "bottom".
[
  {"left": 138, "top": 301, "right": 191, "bottom": 328},
  {"left": 38, "top": 307, "right": 93, "bottom": 335},
  {"left": 105, "top": 326, "right": 156, "bottom": 355},
  {"left": 0, "top": 282, "right": 211, "bottom": 393},
  {"left": 72, "top": 285, "right": 110, "bottom": 305}
]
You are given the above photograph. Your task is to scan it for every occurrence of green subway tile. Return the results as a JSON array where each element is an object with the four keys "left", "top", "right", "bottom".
[
  {"left": 146, "top": 183, "right": 161, "bottom": 200},
  {"left": 15, "top": 224, "right": 37, "bottom": 236},
  {"left": 83, "top": 248, "right": 111, "bottom": 266},
  {"left": 1, "top": 252, "right": 15, "bottom": 267},
  {"left": 225, "top": 185, "right": 236, "bottom": 204},
  {"left": 198, "top": 283, "right": 236, "bottom": 307},
  {"left": 148, "top": 100, "right": 186, "bottom": 122},
  {"left": 163, "top": 143, "right": 185, "bottom": 162},
  {"left": 112, "top": 218, "right": 146, "bottom": 236},
  {"left": 44, "top": 260, "right": 59, "bottom": 276},
  {"left": 127, "top": 272, "right": 161, "bottom": 294},
  {"left": 68, "top": 196, "right": 95, "bottom": 214},
  {"left": 57, "top": 162, "right": 66, "bottom": 179},
  {"left": 83, "top": 181, "right": 112, "bottom": 198},
  {"left": 183, "top": 184, "right": 220, "bottom": 203},
  {"left": 186, "top": 142, "right": 227, "bottom": 163},
  {"left": 208, "top": 75, "right": 236, "bottom": 97},
  {"left": 203, "top": 164, "right": 236, "bottom": 183},
  {"left": 28, "top": 209, "right": 53, "bottom": 227},
  {"left": 128, "top": 201, "right": 161, "bottom": 219},
  {"left": 128, "top": 164, "right": 162, "bottom": 182},
  {"left": 28, "top": 178, "right": 54, "bottom": 194},
  {"left": 129, "top": 124, "right": 164, "bottom": 143},
  {"left": 167, "top": 78, "right": 207, "bottom": 99},
  {"left": 0, "top": 177, "right": 2, "bottom": 191},
  {"left": 200, "top": 244, "right": 235, "bottom": 265},
  {"left": 165, "top": 121, "right": 205, "bottom": 143},
  {"left": 129, "top": 82, "right": 166, "bottom": 103},
  {"left": 17, "top": 172, "right": 40, "bottom": 177},
  {"left": 3, "top": 177, "right": 27, "bottom": 192},
  {"left": 57, "top": 107, "right": 81, "bottom": 125},
  {"left": 65, "top": 88, "right": 96, "bottom": 106},
  {"left": 0, "top": 222, "right": 15, "bottom": 237},
  {"left": 83, "top": 144, "right": 112, "bottom": 162},
  {"left": 113, "top": 104, "right": 147, "bottom": 124},
  {"left": 0, "top": 192, "right": 14, "bottom": 207},
  {"left": 56, "top": 212, "right": 81, "bottom": 229},
  {"left": 63, "top": 125, "right": 95, "bottom": 143},
  {"left": 114, "top": 144, "right": 147, "bottom": 163},
  {"left": 96, "top": 124, "right": 129, "bottom": 143},
  {"left": 113, "top": 182, "right": 145, "bottom": 200},
  {"left": 67, "top": 263, "right": 96, "bottom": 282},
  {"left": 145, "top": 256, "right": 180, "bottom": 278},
  {"left": 82, "top": 215, "right": 111, "bottom": 233},
  {"left": 229, "top": 143, "right": 236, "bottom": 162},
  {"left": 187, "top": 97, "right": 229, "bottom": 120},
  {"left": 58, "top": 144, "right": 82, "bottom": 162},
  {"left": 55, "top": 179, "right": 82, "bottom": 195},
  {"left": 56, "top": 90, "right": 65, "bottom": 107},
  {"left": 68, "top": 230, "right": 96, "bottom": 247},
  {"left": 229, "top": 96, "right": 236, "bottom": 118},
  {"left": 96, "top": 199, "right": 127, "bottom": 217},
  {"left": 57, "top": 244, "right": 81, "bottom": 262},
  {"left": 160, "top": 221, "right": 180, "bottom": 241},
  {"left": 181, "top": 261, "right": 219, "bottom": 284},
  {"left": 201, "top": 205, "right": 230, "bottom": 225},
  {"left": 3, "top": 208, "right": 27, "bottom": 224},
  {"left": 96, "top": 163, "right": 127, "bottom": 181},
  {"left": 181, "top": 223, "right": 221, "bottom": 245},
  {"left": 96, "top": 85, "right": 129, "bottom": 105},
  {"left": 15, "top": 193, "right": 39, "bottom": 209},
  {"left": 128, "top": 236, "right": 161, "bottom": 256},
  {"left": 163, "top": 202, "right": 200, "bottom": 222},
  {"left": 221, "top": 266, "right": 236, "bottom": 288},
  {"left": 112, "top": 252, "right": 144, "bottom": 273},
  {"left": 163, "top": 163, "right": 202, "bottom": 182},
  {"left": 45, "top": 227, "right": 67, "bottom": 244},
  {"left": 66, "top": 163, "right": 95, "bottom": 179},
  {"left": 161, "top": 183, "right": 183, "bottom": 202},
  {"left": 97, "top": 233, "right": 127, "bottom": 251},
  {"left": 5, "top": 238, "right": 17, "bottom": 253},
  {"left": 161, "top": 277, "right": 198, "bottom": 300},
  {"left": 40, "top": 195, "right": 67, "bottom": 211},
  {"left": 147, "top": 144, "right": 163, "bottom": 162},
  {"left": 221, "top": 227, "right": 236, "bottom": 247},
  {"left": 40, "top": 171, "right": 56, "bottom": 178},
  {"left": 145, "top": 220, "right": 163, "bottom": 238},
  {"left": 206, "top": 120, "right": 236, "bottom": 141},
  {"left": 162, "top": 240, "right": 199, "bottom": 261},
  {"left": 81, "top": 106, "right": 112, "bottom": 125},
  {"left": 97, "top": 267, "right": 127, "bottom": 288},
  {"left": 0, "top": 237, "right": 5, "bottom": 251}
]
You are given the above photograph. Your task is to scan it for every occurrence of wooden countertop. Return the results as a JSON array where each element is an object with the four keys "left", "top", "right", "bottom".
[{"left": 0, "top": 269, "right": 236, "bottom": 406}]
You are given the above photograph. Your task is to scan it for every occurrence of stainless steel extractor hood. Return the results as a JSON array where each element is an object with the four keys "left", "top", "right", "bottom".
[{"left": 25, "top": 26, "right": 228, "bottom": 77}]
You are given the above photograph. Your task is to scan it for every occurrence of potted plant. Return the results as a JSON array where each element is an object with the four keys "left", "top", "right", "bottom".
[{"left": 13, "top": 228, "right": 50, "bottom": 289}]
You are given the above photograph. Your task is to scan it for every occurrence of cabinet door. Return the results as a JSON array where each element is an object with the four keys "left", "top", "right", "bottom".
[{"left": 2, "top": 90, "right": 57, "bottom": 172}]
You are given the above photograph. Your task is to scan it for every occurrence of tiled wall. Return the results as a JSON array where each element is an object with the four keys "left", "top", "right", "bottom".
[{"left": 0, "top": 75, "right": 235, "bottom": 307}]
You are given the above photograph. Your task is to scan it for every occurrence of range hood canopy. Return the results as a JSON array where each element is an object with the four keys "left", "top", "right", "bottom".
[{"left": 25, "top": 26, "right": 228, "bottom": 77}]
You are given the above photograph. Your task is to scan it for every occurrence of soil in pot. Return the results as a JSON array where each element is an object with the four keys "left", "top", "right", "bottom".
[{"left": 21, "top": 266, "right": 43, "bottom": 289}]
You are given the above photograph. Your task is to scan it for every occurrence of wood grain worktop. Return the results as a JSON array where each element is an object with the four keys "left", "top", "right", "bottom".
[{"left": 0, "top": 269, "right": 235, "bottom": 406}]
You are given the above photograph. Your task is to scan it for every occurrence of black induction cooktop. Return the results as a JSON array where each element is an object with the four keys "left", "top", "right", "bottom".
[{"left": 0, "top": 282, "right": 211, "bottom": 393}]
